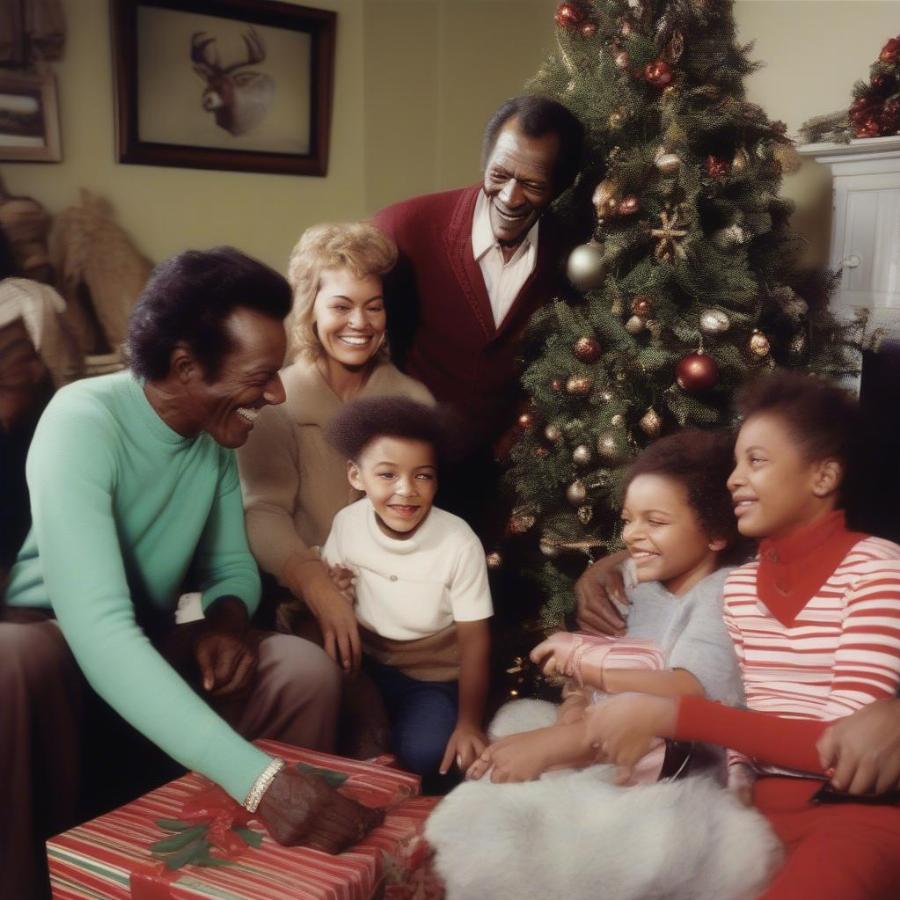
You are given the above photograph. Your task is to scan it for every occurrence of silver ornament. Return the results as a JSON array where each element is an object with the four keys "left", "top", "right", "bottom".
[
  {"left": 566, "top": 242, "right": 608, "bottom": 291},
  {"left": 544, "top": 424, "right": 562, "bottom": 443},
  {"left": 639, "top": 407, "right": 662, "bottom": 437},
  {"left": 485, "top": 551, "right": 503, "bottom": 570},
  {"left": 539, "top": 537, "right": 560, "bottom": 558},
  {"left": 566, "top": 480, "right": 587, "bottom": 506},
  {"left": 654, "top": 152, "right": 681, "bottom": 176},
  {"left": 699, "top": 308, "right": 731, "bottom": 335},
  {"left": 625, "top": 315, "right": 645, "bottom": 335},
  {"left": 572, "top": 444, "right": 593, "bottom": 466},
  {"left": 566, "top": 374, "right": 593, "bottom": 396},
  {"left": 611, "top": 414, "right": 625, "bottom": 427}
]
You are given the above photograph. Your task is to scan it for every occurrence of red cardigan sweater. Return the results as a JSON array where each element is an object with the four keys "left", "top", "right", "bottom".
[{"left": 373, "top": 185, "right": 570, "bottom": 450}]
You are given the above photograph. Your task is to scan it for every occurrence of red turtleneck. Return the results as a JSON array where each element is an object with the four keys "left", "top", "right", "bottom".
[{"left": 674, "top": 513, "right": 900, "bottom": 803}]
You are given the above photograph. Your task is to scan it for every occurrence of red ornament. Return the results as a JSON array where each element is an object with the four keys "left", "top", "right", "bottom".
[
  {"left": 550, "top": 378, "right": 563, "bottom": 391},
  {"left": 573, "top": 335, "right": 602, "bottom": 363},
  {"left": 535, "top": 447, "right": 550, "bottom": 458},
  {"left": 705, "top": 155, "right": 728, "bottom": 178},
  {"left": 554, "top": 2, "right": 584, "bottom": 29},
  {"left": 618, "top": 194, "right": 640, "bottom": 216},
  {"left": 676, "top": 352, "right": 719, "bottom": 393},
  {"left": 631, "top": 295, "right": 652, "bottom": 317},
  {"left": 856, "top": 115, "right": 882, "bottom": 138},
  {"left": 644, "top": 60, "right": 673, "bottom": 87},
  {"left": 579, "top": 21, "right": 598, "bottom": 38},
  {"left": 871, "top": 74, "right": 893, "bottom": 96},
  {"left": 849, "top": 96, "right": 878, "bottom": 127},
  {"left": 880, "top": 36, "right": 899, "bottom": 63},
  {"left": 881, "top": 97, "right": 900, "bottom": 135}
]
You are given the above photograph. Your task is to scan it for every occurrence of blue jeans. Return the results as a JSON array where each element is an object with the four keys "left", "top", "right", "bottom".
[{"left": 365, "top": 658, "right": 458, "bottom": 783}]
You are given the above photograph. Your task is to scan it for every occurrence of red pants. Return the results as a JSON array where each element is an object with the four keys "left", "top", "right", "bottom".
[{"left": 756, "top": 779, "right": 900, "bottom": 900}]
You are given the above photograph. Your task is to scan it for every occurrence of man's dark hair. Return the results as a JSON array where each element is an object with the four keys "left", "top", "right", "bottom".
[
  {"left": 625, "top": 429, "right": 742, "bottom": 554},
  {"left": 327, "top": 396, "right": 461, "bottom": 467},
  {"left": 735, "top": 370, "right": 860, "bottom": 502},
  {"left": 482, "top": 95, "right": 584, "bottom": 191},
  {"left": 127, "top": 247, "right": 292, "bottom": 381}
]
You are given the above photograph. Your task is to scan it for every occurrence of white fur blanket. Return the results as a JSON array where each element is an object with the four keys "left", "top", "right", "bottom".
[{"left": 425, "top": 700, "right": 782, "bottom": 900}]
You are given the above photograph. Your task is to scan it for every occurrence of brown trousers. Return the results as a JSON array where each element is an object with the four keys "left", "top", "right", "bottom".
[{"left": 0, "top": 610, "right": 341, "bottom": 900}]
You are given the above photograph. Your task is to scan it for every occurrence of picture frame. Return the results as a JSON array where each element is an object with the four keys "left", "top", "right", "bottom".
[
  {"left": 111, "top": 0, "right": 336, "bottom": 176},
  {"left": 0, "top": 71, "right": 62, "bottom": 162}
]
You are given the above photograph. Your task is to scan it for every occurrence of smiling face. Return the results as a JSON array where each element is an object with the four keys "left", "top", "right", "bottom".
[
  {"left": 621, "top": 473, "right": 725, "bottom": 596},
  {"left": 183, "top": 306, "right": 286, "bottom": 448},
  {"left": 312, "top": 268, "right": 386, "bottom": 369},
  {"left": 482, "top": 118, "right": 561, "bottom": 247},
  {"left": 348, "top": 435, "right": 438, "bottom": 540},
  {"left": 728, "top": 413, "right": 841, "bottom": 540}
]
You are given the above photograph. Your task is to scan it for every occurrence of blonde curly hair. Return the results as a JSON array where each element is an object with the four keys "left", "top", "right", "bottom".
[{"left": 287, "top": 221, "right": 397, "bottom": 360}]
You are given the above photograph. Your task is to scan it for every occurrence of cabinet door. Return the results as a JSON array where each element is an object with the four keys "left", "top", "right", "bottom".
[{"left": 831, "top": 171, "right": 900, "bottom": 311}]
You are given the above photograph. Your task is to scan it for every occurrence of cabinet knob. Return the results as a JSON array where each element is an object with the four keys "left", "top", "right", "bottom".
[{"left": 842, "top": 254, "right": 861, "bottom": 268}]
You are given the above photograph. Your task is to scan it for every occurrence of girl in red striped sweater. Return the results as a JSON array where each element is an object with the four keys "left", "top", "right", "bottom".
[{"left": 585, "top": 371, "right": 900, "bottom": 899}]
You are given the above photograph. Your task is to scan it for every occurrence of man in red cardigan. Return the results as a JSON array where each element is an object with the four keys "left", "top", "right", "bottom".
[{"left": 373, "top": 96, "right": 584, "bottom": 536}]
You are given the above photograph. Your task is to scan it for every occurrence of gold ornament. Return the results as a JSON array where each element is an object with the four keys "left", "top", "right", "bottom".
[
  {"left": 599, "top": 390, "right": 615, "bottom": 403},
  {"left": 731, "top": 146, "right": 750, "bottom": 175},
  {"left": 625, "top": 314, "right": 645, "bottom": 335},
  {"left": 566, "top": 479, "right": 588, "bottom": 506},
  {"left": 517, "top": 412, "right": 534, "bottom": 429},
  {"left": 544, "top": 423, "right": 562, "bottom": 443},
  {"left": 699, "top": 308, "right": 731, "bottom": 335},
  {"left": 651, "top": 207, "right": 689, "bottom": 261},
  {"left": 566, "top": 374, "right": 593, "bottom": 396},
  {"left": 610, "top": 296, "right": 625, "bottom": 316},
  {"left": 577, "top": 505, "right": 594, "bottom": 525},
  {"left": 572, "top": 444, "right": 593, "bottom": 466},
  {"left": 609, "top": 110, "right": 625, "bottom": 129},
  {"left": 615, "top": 50, "right": 630, "bottom": 69},
  {"left": 485, "top": 551, "right": 503, "bottom": 570},
  {"left": 596, "top": 430, "right": 626, "bottom": 464},
  {"left": 592, "top": 179, "right": 619, "bottom": 216},
  {"left": 789, "top": 332, "right": 809, "bottom": 361},
  {"left": 566, "top": 242, "right": 608, "bottom": 291},
  {"left": 611, "top": 413, "right": 625, "bottom": 427},
  {"left": 639, "top": 407, "right": 662, "bottom": 437},
  {"left": 748, "top": 329, "right": 771, "bottom": 358}
]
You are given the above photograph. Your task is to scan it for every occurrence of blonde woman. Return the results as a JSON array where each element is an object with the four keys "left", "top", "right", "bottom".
[{"left": 238, "top": 223, "right": 432, "bottom": 677}]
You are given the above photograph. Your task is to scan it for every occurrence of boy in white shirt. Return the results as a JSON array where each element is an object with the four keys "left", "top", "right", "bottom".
[{"left": 323, "top": 397, "right": 493, "bottom": 788}]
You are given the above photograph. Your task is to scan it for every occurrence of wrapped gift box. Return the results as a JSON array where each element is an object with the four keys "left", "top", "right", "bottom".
[{"left": 47, "top": 739, "right": 443, "bottom": 900}]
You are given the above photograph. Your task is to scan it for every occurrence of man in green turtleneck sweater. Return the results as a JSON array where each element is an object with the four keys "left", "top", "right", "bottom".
[{"left": 1, "top": 248, "right": 380, "bottom": 899}]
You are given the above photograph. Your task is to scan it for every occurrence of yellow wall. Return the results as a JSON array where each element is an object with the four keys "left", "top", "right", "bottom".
[
  {"left": 735, "top": 1, "right": 900, "bottom": 264},
  {"left": 2, "top": 0, "right": 897, "bottom": 274},
  {"left": 1, "top": 0, "right": 556, "bottom": 273}
]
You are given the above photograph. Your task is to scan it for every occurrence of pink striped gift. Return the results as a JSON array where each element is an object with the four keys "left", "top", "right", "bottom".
[{"left": 47, "top": 740, "right": 442, "bottom": 900}]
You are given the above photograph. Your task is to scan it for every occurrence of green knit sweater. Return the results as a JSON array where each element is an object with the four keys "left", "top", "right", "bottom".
[{"left": 5, "top": 371, "right": 272, "bottom": 801}]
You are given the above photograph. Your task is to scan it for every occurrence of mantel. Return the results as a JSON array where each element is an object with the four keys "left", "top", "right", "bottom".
[{"left": 797, "top": 135, "right": 900, "bottom": 169}]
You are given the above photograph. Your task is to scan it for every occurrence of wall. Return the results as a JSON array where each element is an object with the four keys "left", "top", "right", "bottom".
[
  {"left": 0, "top": 0, "right": 556, "bottom": 273},
  {"left": 734, "top": 0, "right": 900, "bottom": 264},
  {"left": 2, "top": 1, "right": 897, "bottom": 273}
]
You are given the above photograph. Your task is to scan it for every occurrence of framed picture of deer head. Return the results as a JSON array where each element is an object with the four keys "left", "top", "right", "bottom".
[{"left": 111, "top": 0, "right": 336, "bottom": 176}]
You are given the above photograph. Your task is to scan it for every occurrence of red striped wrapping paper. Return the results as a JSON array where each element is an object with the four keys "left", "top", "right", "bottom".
[{"left": 47, "top": 740, "right": 443, "bottom": 900}]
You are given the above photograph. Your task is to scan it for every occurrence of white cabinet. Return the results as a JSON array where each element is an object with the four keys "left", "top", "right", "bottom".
[{"left": 798, "top": 135, "right": 900, "bottom": 335}]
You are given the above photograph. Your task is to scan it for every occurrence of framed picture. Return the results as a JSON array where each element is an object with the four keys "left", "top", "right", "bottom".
[
  {"left": 0, "top": 72, "right": 62, "bottom": 162},
  {"left": 111, "top": 0, "right": 336, "bottom": 176}
]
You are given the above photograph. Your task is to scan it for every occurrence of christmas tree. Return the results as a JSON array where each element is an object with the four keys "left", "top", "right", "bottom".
[{"left": 507, "top": 0, "right": 865, "bottom": 629}]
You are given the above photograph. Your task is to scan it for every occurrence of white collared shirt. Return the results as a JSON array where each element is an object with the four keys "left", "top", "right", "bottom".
[{"left": 471, "top": 190, "right": 539, "bottom": 328}]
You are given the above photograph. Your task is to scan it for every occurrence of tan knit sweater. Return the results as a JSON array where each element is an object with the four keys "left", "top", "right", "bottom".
[{"left": 236, "top": 356, "right": 433, "bottom": 589}]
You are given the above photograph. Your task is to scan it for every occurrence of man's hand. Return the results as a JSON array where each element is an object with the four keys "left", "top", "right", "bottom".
[
  {"left": 575, "top": 550, "right": 630, "bottom": 636},
  {"left": 194, "top": 596, "right": 260, "bottom": 698},
  {"left": 817, "top": 699, "right": 900, "bottom": 795},
  {"left": 466, "top": 727, "right": 560, "bottom": 783},
  {"left": 257, "top": 767, "right": 383, "bottom": 853},
  {"left": 326, "top": 564, "right": 356, "bottom": 601},
  {"left": 583, "top": 693, "right": 676, "bottom": 779},
  {"left": 440, "top": 723, "right": 488, "bottom": 775}
]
